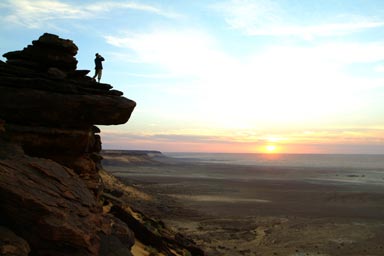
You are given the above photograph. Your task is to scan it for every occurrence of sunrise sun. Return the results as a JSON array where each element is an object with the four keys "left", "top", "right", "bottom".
[{"left": 265, "top": 145, "right": 277, "bottom": 153}]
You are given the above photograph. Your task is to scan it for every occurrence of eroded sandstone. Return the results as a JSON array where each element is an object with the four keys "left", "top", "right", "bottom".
[{"left": 0, "top": 33, "right": 136, "bottom": 255}]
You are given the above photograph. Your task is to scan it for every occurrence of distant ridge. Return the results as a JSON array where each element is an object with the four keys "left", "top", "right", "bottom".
[
  {"left": 102, "top": 149, "right": 162, "bottom": 155},
  {"left": 101, "top": 150, "right": 166, "bottom": 166}
]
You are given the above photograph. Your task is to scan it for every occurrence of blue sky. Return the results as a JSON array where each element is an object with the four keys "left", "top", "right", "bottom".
[{"left": 1, "top": 0, "right": 384, "bottom": 153}]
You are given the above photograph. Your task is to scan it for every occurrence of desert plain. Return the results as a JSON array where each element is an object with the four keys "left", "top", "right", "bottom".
[{"left": 102, "top": 151, "right": 384, "bottom": 256}]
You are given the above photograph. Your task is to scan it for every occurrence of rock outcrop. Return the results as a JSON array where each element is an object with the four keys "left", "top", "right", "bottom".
[
  {"left": 0, "top": 33, "right": 136, "bottom": 198},
  {"left": 0, "top": 142, "right": 136, "bottom": 255},
  {"left": 0, "top": 33, "right": 136, "bottom": 255},
  {"left": 0, "top": 33, "right": 203, "bottom": 256}
]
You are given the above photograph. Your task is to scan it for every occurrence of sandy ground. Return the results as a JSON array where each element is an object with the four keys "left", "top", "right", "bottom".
[{"left": 103, "top": 156, "right": 384, "bottom": 256}]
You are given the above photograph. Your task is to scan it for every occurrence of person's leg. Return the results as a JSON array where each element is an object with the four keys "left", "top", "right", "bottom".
[
  {"left": 92, "top": 69, "right": 98, "bottom": 80},
  {"left": 97, "top": 69, "right": 102, "bottom": 82}
]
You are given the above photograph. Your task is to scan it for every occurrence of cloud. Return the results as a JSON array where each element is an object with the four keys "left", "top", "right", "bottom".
[
  {"left": 288, "top": 128, "right": 384, "bottom": 144},
  {"left": 84, "top": 2, "right": 180, "bottom": 18},
  {"left": 1, "top": 0, "right": 179, "bottom": 29},
  {"left": 101, "top": 127, "right": 384, "bottom": 145},
  {"left": 99, "top": 127, "right": 384, "bottom": 153},
  {"left": 105, "top": 27, "right": 384, "bottom": 129},
  {"left": 257, "top": 21, "right": 384, "bottom": 39},
  {"left": 105, "top": 26, "right": 384, "bottom": 88},
  {"left": 105, "top": 29, "right": 233, "bottom": 78},
  {"left": 2, "top": 0, "right": 86, "bottom": 28},
  {"left": 213, "top": 0, "right": 283, "bottom": 33},
  {"left": 102, "top": 131, "right": 251, "bottom": 144},
  {"left": 100, "top": 131, "right": 259, "bottom": 152},
  {"left": 213, "top": 0, "right": 384, "bottom": 38}
]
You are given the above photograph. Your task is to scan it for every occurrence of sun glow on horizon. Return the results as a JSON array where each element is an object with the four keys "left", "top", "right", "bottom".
[{"left": 264, "top": 144, "right": 278, "bottom": 153}]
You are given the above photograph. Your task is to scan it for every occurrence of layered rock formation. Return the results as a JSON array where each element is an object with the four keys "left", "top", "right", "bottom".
[
  {"left": 0, "top": 33, "right": 136, "bottom": 255},
  {"left": 0, "top": 33, "right": 135, "bottom": 198},
  {"left": 0, "top": 33, "right": 202, "bottom": 255}
]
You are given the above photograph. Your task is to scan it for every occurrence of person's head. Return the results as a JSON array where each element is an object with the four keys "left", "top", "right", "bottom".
[{"left": 95, "top": 53, "right": 100, "bottom": 57}]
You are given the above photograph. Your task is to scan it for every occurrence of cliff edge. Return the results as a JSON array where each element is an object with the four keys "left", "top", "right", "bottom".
[{"left": 0, "top": 33, "right": 203, "bottom": 256}]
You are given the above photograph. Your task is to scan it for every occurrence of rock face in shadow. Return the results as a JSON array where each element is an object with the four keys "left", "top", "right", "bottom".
[
  {"left": 0, "top": 226, "right": 30, "bottom": 256},
  {"left": 0, "top": 33, "right": 136, "bottom": 197},
  {"left": 1, "top": 143, "right": 114, "bottom": 255},
  {"left": 0, "top": 33, "right": 136, "bottom": 255}
]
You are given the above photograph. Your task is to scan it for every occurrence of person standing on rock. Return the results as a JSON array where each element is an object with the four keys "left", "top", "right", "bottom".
[{"left": 92, "top": 53, "right": 104, "bottom": 83}]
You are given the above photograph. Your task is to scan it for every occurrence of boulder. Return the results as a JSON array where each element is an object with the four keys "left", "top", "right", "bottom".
[{"left": 3, "top": 33, "right": 78, "bottom": 72}]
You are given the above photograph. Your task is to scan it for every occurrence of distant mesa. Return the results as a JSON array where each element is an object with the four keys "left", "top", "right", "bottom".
[
  {"left": 102, "top": 149, "right": 163, "bottom": 156},
  {"left": 102, "top": 150, "right": 165, "bottom": 165}
]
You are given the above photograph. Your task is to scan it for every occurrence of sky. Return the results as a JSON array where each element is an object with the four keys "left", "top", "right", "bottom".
[{"left": 1, "top": 0, "right": 384, "bottom": 154}]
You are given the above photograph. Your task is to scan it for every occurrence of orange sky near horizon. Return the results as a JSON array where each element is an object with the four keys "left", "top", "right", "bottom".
[{"left": 100, "top": 128, "right": 384, "bottom": 154}]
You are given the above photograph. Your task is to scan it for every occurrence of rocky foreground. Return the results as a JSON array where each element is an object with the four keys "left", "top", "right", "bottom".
[{"left": 0, "top": 33, "right": 203, "bottom": 256}]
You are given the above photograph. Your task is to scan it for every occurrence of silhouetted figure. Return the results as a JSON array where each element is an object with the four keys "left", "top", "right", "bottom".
[{"left": 92, "top": 53, "right": 104, "bottom": 82}]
